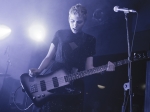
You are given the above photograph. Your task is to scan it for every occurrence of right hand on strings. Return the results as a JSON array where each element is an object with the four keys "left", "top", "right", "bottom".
[
  {"left": 106, "top": 61, "right": 115, "bottom": 71},
  {"left": 29, "top": 68, "right": 41, "bottom": 77}
]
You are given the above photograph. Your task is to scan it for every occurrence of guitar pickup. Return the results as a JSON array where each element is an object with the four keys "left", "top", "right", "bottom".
[
  {"left": 30, "top": 84, "right": 38, "bottom": 93},
  {"left": 52, "top": 77, "right": 59, "bottom": 87},
  {"left": 40, "top": 80, "right": 46, "bottom": 91}
]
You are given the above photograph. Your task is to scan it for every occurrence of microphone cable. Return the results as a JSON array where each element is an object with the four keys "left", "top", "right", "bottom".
[{"left": 130, "top": 12, "right": 139, "bottom": 53}]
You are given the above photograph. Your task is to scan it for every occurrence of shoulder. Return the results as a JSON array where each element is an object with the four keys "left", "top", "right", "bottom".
[
  {"left": 55, "top": 29, "right": 71, "bottom": 36},
  {"left": 54, "top": 29, "right": 72, "bottom": 42},
  {"left": 83, "top": 32, "right": 96, "bottom": 42}
]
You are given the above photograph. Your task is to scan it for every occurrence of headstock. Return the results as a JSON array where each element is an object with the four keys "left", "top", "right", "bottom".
[{"left": 132, "top": 51, "right": 150, "bottom": 61}]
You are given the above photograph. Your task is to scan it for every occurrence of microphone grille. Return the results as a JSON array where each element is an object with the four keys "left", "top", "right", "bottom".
[{"left": 113, "top": 6, "right": 119, "bottom": 12}]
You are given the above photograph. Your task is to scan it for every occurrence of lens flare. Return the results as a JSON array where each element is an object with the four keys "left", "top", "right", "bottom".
[
  {"left": 0, "top": 25, "right": 11, "bottom": 40},
  {"left": 28, "top": 22, "right": 47, "bottom": 42}
]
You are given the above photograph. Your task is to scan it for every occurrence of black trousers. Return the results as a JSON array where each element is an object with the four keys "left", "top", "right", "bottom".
[{"left": 39, "top": 94, "right": 84, "bottom": 112}]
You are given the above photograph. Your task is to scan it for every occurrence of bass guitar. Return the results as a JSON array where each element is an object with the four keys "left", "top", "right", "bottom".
[{"left": 20, "top": 51, "right": 149, "bottom": 107}]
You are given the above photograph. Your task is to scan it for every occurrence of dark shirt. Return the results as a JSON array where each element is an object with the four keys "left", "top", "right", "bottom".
[{"left": 52, "top": 29, "right": 96, "bottom": 72}]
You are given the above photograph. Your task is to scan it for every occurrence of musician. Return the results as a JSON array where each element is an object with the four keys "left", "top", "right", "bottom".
[{"left": 29, "top": 3, "right": 115, "bottom": 112}]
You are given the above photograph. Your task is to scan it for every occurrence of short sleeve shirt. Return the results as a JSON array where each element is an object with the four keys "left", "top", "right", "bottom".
[{"left": 52, "top": 29, "right": 96, "bottom": 72}]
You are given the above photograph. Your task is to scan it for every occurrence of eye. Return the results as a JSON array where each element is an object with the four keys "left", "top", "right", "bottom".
[
  {"left": 70, "top": 20, "right": 74, "bottom": 23},
  {"left": 77, "top": 21, "right": 83, "bottom": 24}
]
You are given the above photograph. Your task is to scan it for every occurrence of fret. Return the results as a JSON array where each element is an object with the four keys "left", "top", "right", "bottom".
[
  {"left": 80, "top": 71, "right": 85, "bottom": 77},
  {"left": 85, "top": 70, "right": 88, "bottom": 75},
  {"left": 120, "top": 60, "right": 124, "bottom": 65},
  {"left": 95, "top": 67, "right": 100, "bottom": 73},
  {"left": 75, "top": 72, "right": 80, "bottom": 79},
  {"left": 94, "top": 69, "right": 97, "bottom": 73},
  {"left": 100, "top": 65, "right": 107, "bottom": 72},
  {"left": 116, "top": 59, "right": 128, "bottom": 66},
  {"left": 81, "top": 72, "right": 85, "bottom": 77},
  {"left": 87, "top": 69, "right": 92, "bottom": 75},
  {"left": 113, "top": 62, "right": 117, "bottom": 66},
  {"left": 117, "top": 61, "right": 124, "bottom": 66},
  {"left": 117, "top": 61, "right": 121, "bottom": 66},
  {"left": 78, "top": 72, "right": 81, "bottom": 78},
  {"left": 66, "top": 58, "right": 137, "bottom": 81},
  {"left": 122, "top": 60, "right": 127, "bottom": 64},
  {"left": 121, "top": 60, "right": 125, "bottom": 65},
  {"left": 97, "top": 67, "right": 101, "bottom": 72},
  {"left": 124, "top": 59, "right": 128, "bottom": 64},
  {"left": 92, "top": 68, "right": 96, "bottom": 74},
  {"left": 98, "top": 66, "right": 101, "bottom": 71},
  {"left": 103, "top": 65, "right": 107, "bottom": 71},
  {"left": 71, "top": 74, "right": 75, "bottom": 80},
  {"left": 79, "top": 72, "right": 82, "bottom": 78},
  {"left": 80, "top": 72, "right": 84, "bottom": 77},
  {"left": 96, "top": 66, "right": 100, "bottom": 72},
  {"left": 89, "top": 69, "right": 94, "bottom": 75}
]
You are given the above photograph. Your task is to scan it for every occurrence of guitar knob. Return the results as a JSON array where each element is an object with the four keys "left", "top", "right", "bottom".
[
  {"left": 134, "top": 53, "right": 136, "bottom": 59},
  {"left": 138, "top": 54, "right": 141, "bottom": 58},
  {"left": 37, "top": 95, "right": 41, "bottom": 98},
  {"left": 42, "top": 94, "right": 45, "bottom": 97},
  {"left": 143, "top": 53, "right": 146, "bottom": 58},
  {"left": 33, "top": 96, "right": 36, "bottom": 99}
]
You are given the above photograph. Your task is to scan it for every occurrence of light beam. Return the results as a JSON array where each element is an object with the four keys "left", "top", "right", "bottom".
[
  {"left": 28, "top": 22, "right": 47, "bottom": 42},
  {"left": 0, "top": 25, "right": 11, "bottom": 40}
]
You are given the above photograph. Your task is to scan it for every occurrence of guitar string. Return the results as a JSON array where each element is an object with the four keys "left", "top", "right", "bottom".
[
  {"left": 32, "top": 65, "right": 108, "bottom": 91},
  {"left": 32, "top": 59, "right": 129, "bottom": 91}
]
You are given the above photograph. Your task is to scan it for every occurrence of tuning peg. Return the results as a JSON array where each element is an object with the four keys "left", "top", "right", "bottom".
[{"left": 134, "top": 53, "right": 137, "bottom": 59}]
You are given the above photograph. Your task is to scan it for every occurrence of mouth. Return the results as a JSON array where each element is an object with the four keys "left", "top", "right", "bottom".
[{"left": 72, "top": 28, "right": 78, "bottom": 32}]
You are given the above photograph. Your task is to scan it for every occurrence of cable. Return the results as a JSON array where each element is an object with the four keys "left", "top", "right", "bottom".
[
  {"left": 124, "top": 94, "right": 129, "bottom": 111},
  {"left": 131, "top": 12, "right": 139, "bottom": 53},
  {"left": 13, "top": 86, "right": 34, "bottom": 111}
]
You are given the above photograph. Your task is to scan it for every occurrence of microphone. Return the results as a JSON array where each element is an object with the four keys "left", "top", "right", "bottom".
[{"left": 113, "top": 6, "right": 136, "bottom": 13}]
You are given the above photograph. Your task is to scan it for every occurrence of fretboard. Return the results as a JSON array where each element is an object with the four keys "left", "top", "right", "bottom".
[{"left": 64, "top": 59, "right": 129, "bottom": 82}]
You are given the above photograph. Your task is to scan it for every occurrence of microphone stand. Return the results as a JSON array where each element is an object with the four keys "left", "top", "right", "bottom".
[
  {"left": 0, "top": 47, "right": 11, "bottom": 111},
  {"left": 124, "top": 12, "right": 133, "bottom": 112}
]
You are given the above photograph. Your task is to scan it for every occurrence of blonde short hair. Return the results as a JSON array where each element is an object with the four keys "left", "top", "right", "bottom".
[{"left": 69, "top": 4, "right": 87, "bottom": 20}]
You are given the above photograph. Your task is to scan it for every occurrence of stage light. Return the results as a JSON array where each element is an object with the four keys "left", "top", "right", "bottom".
[
  {"left": 0, "top": 25, "right": 11, "bottom": 40},
  {"left": 28, "top": 22, "right": 47, "bottom": 42}
]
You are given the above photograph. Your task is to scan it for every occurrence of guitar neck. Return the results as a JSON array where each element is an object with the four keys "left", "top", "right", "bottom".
[
  {"left": 113, "top": 59, "right": 128, "bottom": 67},
  {"left": 64, "top": 59, "right": 129, "bottom": 82}
]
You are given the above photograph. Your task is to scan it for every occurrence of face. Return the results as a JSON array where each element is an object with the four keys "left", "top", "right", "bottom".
[{"left": 69, "top": 14, "right": 85, "bottom": 34}]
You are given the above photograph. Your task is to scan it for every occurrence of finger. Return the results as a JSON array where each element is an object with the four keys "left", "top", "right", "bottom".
[
  {"left": 29, "top": 69, "right": 33, "bottom": 77},
  {"left": 29, "top": 69, "right": 36, "bottom": 77},
  {"left": 107, "top": 64, "right": 115, "bottom": 71}
]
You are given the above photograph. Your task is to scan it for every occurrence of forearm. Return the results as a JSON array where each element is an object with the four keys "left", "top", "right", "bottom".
[
  {"left": 38, "top": 57, "right": 51, "bottom": 72},
  {"left": 38, "top": 43, "right": 56, "bottom": 72}
]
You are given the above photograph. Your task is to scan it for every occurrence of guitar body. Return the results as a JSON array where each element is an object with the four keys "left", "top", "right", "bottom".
[{"left": 20, "top": 69, "right": 82, "bottom": 107}]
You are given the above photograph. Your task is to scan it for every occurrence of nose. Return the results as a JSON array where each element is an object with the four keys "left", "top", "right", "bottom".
[{"left": 73, "top": 22, "right": 77, "bottom": 28}]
